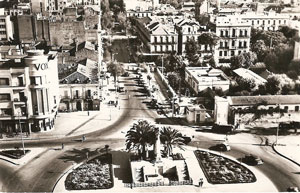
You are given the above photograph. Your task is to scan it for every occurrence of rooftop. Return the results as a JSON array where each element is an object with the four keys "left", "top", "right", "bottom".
[
  {"left": 186, "top": 67, "right": 229, "bottom": 83},
  {"left": 233, "top": 68, "right": 267, "bottom": 85},
  {"left": 228, "top": 95, "right": 300, "bottom": 106}
]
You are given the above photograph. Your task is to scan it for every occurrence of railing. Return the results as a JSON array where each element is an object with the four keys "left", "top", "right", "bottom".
[{"left": 124, "top": 179, "right": 193, "bottom": 188}]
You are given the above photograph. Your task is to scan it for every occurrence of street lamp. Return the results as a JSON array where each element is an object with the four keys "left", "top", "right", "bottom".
[
  {"left": 275, "top": 104, "right": 280, "bottom": 145},
  {"left": 18, "top": 112, "right": 26, "bottom": 155}
]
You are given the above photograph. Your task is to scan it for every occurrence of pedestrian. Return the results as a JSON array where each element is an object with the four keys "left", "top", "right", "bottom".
[
  {"left": 82, "top": 135, "right": 86, "bottom": 142},
  {"left": 86, "top": 152, "right": 89, "bottom": 160},
  {"left": 199, "top": 178, "right": 203, "bottom": 187},
  {"left": 87, "top": 111, "right": 89, "bottom": 116},
  {"left": 61, "top": 143, "right": 64, "bottom": 150},
  {"left": 265, "top": 138, "right": 269, "bottom": 146}
]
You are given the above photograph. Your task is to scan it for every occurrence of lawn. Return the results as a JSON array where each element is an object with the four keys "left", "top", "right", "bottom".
[
  {"left": 0, "top": 149, "right": 31, "bottom": 159},
  {"left": 65, "top": 153, "right": 114, "bottom": 190},
  {"left": 194, "top": 150, "right": 256, "bottom": 184}
]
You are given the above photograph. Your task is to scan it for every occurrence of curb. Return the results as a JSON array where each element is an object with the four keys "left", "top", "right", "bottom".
[
  {"left": 0, "top": 157, "right": 19, "bottom": 166},
  {"left": 272, "top": 144, "right": 300, "bottom": 167}
]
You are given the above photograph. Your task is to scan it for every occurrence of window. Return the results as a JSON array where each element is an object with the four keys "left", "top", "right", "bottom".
[
  {"left": 284, "top": 106, "right": 289, "bottom": 111},
  {"left": 219, "top": 51, "right": 222, "bottom": 56},
  {"left": 244, "top": 41, "right": 247, "bottom": 48},
  {"left": 87, "top": 90, "right": 91, "bottom": 98},
  {"left": 238, "top": 50, "right": 241, "bottom": 55},
  {"left": 239, "top": 29, "right": 243, "bottom": 37},
  {"left": 224, "top": 51, "right": 227, "bottom": 56},
  {"left": 231, "top": 51, "right": 234, "bottom": 56},
  {"left": 257, "top": 20, "right": 259, "bottom": 24},
  {"left": 225, "top": 30, "right": 229, "bottom": 37},
  {"left": 0, "top": 108, "right": 12, "bottom": 116},
  {"left": 225, "top": 42, "right": 228, "bottom": 48},
  {"left": 239, "top": 41, "right": 242, "bottom": 48},
  {"left": 17, "top": 77, "right": 24, "bottom": 86},
  {"left": 295, "top": 106, "right": 299, "bottom": 112},
  {"left": 252, "top": 20, "right": 254, "bottom": 25},
  {"left": 0, "top": 94, "right": 11, "bottom": 101},
  {"left": 268, "top": 20, "right": 271, "bottom": 24},
  {"left": 273, "top": 20, "right": 276, "bottom": 25},
  {"left": 30, "top": 76, "right": 42, "bottom": 85},
  {"left": 220, "top": 42, "right": 223, "bottom": 48},
  {"left": 75, "top": 90, "right": 79, "bottom": 98},
  {"left": 279, "top": 20, "right": 281, "bottom": 24},
  {"left": 232, "top": 29, "right": 236, "bottom": 37},
  {"left": 154, "top": 37, "right": 157, "bottom": 43},
  {"left": 0, "top": 78, "right": 9, "bottom": 86},
  {"left": 232, "top": 40, "right": 235, "bottom": 47},
  {"left": 220, "top": 30, "right": 224, "bottom": 37},
  {"left": 269, "top": 107, "right": 273, "bottom": 110},
  {"left": 284, "top": 20, "right": 286, "bottom": 24},
  {"left": 263, "top": 20, "right": 265, "bottom": 25},
  {"left": 245, "top": 30, "right": 248, "bottom": 37}
]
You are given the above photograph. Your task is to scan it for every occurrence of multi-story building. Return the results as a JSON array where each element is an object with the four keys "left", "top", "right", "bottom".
[
  {"left": 0, "top": 50, "right": 59, "bottom": 134},
  {"left": 185, "top": 67, "right": 230, "bottom": 95},
  {"left": 58, "top": 59, "right": 100, "bottom": 111},
  {"left": 136, "top": 16, "right": 178, "bottom": 54},
  {"left": 0, "top": 10, "right": 14, "bottom": 42},
  {"left": 215, "top": 15, "right": 251, "bottom": 65},
  {"left": 241, "top": 11, "right": 290, "bottom": 31}
]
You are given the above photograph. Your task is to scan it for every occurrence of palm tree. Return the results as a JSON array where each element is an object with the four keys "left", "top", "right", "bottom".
[
  {"left": 125, "top": 120, "right": 158, "bottom": 160},
  {"left": 160, "top": 127, "right": 185, "bottom": 157}
]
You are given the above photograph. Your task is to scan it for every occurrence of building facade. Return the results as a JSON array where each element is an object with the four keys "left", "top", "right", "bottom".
[
  {"left": 241, "top": 12, "right": 290, "bottom": 31},
  {"left": 0, "top": 50, "right": 59, "bottom": 134},
  {"left": 215, "top": 15, "right": 251, "bottom": 65},
  {"left": 0, "top": 13, "right": 14, "bottom": 42},
  {"left": 215, "top": 95, "right": 300, "bottom": 127},
  {"left": 185, "top": 67, "right": 230, "bottom": 94}
]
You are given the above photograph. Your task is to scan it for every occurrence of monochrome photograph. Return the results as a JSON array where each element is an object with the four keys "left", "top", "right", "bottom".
[{"left": 0, "top": 0, "right": 300, "bottom": 192}]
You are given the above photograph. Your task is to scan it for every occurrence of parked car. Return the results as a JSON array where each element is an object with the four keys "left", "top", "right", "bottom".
[
  {"left": 108, "top": 101, "right": 116, "bottom": 106},
  {"left": 178, "top": 134, "right": 191, "bottom": 145},
  {"left": 243, "top": 154, "right": 264, "bottom": 165},
  {"left": 287, "top": 187, "right": 299, "bottom": 192},
  {"left": 215, "top": 143, "right": 231, "bottom": 151},
  {"left": 122, "top": 71, "right": 129, "bottom": 77},
  {"left": 212, "top": 124, "right": 234, "bottom": 133}
]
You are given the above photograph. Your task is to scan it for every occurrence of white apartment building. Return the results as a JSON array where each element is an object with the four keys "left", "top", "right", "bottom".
[
  {"left": 0, "top": 50, "right": 59, "bottom": 134},
  {"left": 215, "top": 15, "right": 251, "bottom": 65},
  {"left": 241, "top": 11, "right": 290, "bottom": 31},
  {"left": 185, "top": 67, "right": 230, "bottom": 94},
  {"left": 0, "top": 10, "right": 14, "bottom": 42},
  {"left": 136, "top": 16, "right": 178, "bottom": 54}
]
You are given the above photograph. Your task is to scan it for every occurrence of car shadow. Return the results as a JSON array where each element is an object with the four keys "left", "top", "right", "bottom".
[{"left": 58, "top": 148, "right": 99, "bottom": 163}]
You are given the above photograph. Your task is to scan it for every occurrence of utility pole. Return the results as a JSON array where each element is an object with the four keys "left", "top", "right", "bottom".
[
  {"left": 98, "top": 0, "right": 103, "bottom": 109},
  {"left": 18, "top": 112, "right": 25, "bottom": 155},
  {"left": 161, "top": 54, "right": 164, "bottom": 75}
]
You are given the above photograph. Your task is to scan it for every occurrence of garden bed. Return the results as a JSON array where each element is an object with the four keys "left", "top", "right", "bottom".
[
  {"left": 194, "top": 150, "right": 256, "bottom": 184},
  {"left": 0, "top": 149, "right": 31, "bottom": 159},
  {"left": 65, "top": 154, "right": 114, "bottom": 190}
]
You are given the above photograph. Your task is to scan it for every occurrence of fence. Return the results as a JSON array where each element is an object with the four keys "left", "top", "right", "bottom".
[
  {"left": 124, "top": 179, "right": 193, "bottom": 188},
  {"left": 156, "top": 67, "right": 177, "bottom": 99}
]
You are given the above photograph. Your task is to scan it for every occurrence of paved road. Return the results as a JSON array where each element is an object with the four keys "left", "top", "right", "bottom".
[
  {"left": 189, "top": 133, "right": 300, "bottom": 192},
  {"left": 1, "top": 38, "right": 300, "bottom": 191}
]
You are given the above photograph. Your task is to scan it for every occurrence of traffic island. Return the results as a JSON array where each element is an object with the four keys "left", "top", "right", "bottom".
[
  {"left": 194, "top": 150, "right": 256, "bottom": 184},
  {"left": 0, "top": 149, "right": 31, "bottom": 159},
  {"left": 65, "top": 153, "right": 114, "bottom": 190}
]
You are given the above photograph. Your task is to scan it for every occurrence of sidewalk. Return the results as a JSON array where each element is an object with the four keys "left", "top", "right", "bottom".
[
  {"left": 0, "top": 148, "right": 47, "bottom": 165},
  {"left": 272, "top": 135, "right": 300, "bottom": 166},
  {"left": 0, "top": 78, "right": 128, "bottom": 141}
]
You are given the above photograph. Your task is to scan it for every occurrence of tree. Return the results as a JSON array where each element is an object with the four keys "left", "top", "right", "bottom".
[
  {"left": 264, "top": 52, "right": 279, "bottom": 72},
  {"left": 167, "top": 72, "right": 181, "bottom": 93},
  {"left": 230, "top": 52, "right": 257, "bottom": 69},
  {"left": 107, "top": 62, "right": 124, "bottom": 82},
  {"left": 279, "top": 26, "right": 298, "bottom": 39},
  {"left": 251, "top": 40, "right": 269, "bottom": 62},
  {"left": 236, "top": 77, "right": 256, "bottom": 92},
  {"left": 160, "top": 127, "right": 184, "bottom": 157},
  {"left": 125, "top": 120, "right": 158, "bottom": 160},
  {"left": 281, "top": 84, "right": 292, "bottom": 95},
  {"left": 185, "top": 38, "right": 199, "bottom": 64},
  {"left": 198, "top": 32, "right": 219, "bottom": 47},
  {"left": 266, "top": 77, "right": 280, "bottom": 95},
  {"left": 251, "top": 28, "right": 287, "bottom": 47}
]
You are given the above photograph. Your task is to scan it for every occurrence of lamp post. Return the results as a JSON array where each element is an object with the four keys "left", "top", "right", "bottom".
[
  {"left": 18, "top": 112, "right": 26, "bottom": 155},
  {"left": 275, "top": 104, "right": 280, "bottom": 145}
]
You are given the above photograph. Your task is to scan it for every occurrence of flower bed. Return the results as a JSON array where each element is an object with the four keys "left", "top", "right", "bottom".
[
  {"left": 194, "top": 150, "right": 256, "bottom": 184},
  {"left": 65, "top": 154, "right": 113, "bottom": 190},
  {"left": 0, "top": 149, "right": 31, "bottom": 159}
]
